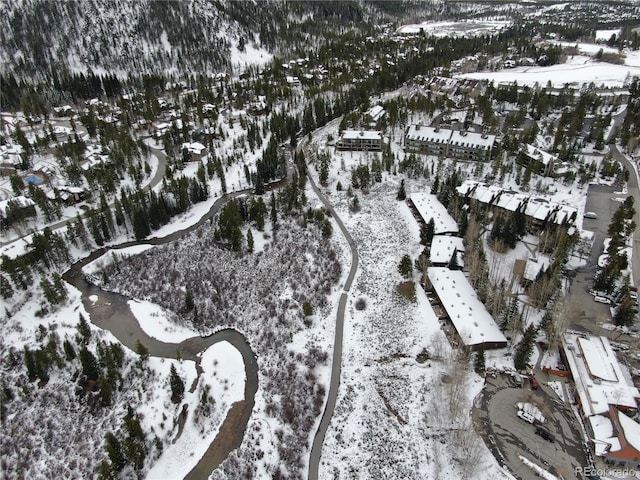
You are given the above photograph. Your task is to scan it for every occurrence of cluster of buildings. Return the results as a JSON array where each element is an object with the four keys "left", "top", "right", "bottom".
[
  {"left": 561, "top": 333, "right": 640, "bottom": 468},
  {"left": 406, "top": 192, "right": 507, "bottom": 351},
  {"left": 335, "top": 122, "right": 497, "bottom": 165},
  {"left": 457, "top": 180, "right": 578, "bottom": 231}
]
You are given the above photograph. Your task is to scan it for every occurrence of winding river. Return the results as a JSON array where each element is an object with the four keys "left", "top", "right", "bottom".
[{"left": 62, "top": 188, "right": 264, "bottom": 480}]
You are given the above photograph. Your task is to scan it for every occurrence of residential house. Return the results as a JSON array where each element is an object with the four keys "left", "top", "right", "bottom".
[
  {"left": 48, "top": 186, "right": 91, "bottom": 206},
  {"left": 457, "top": 180, "right": 577, "bottom": 231},
  {"left": 407, "top": 193, "right": 459, "bottom": 235},
  {"left": 447, "top": 130, "right": 496, "bottom": 161},
  {"left": 430, "top": 235, "right": 464, "bottom": 268},
  {"left": 519, "top": 144, "right": 557, "bottom": 176},
  {"left": 336, "top": 130, "right": 383, "bottom": 152},
  {"left": 181, "top": 142, "right": 208, "bottom": 162},
  {"left": 0, "top": 195, "right": 36, "bottom": 227},
  {"left": 404, "top": 125, "right": 451, "bottom": 156},
  {"left": 364, "top": 105, "right": 386, "bottom": 127}
]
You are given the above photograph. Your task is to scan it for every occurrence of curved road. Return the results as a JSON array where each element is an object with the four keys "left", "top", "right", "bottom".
[
  {"left": 303, "top": 140, "right": 359, "bottom": 480},
  {"left": 609, "top": 144, "right": 640, "bottom": 284},
  {"left": 0, "top": 141, "right": 168, "bottom": 247}
]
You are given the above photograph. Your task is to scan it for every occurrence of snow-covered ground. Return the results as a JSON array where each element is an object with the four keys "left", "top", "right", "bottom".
[
  {"left": 229, "top": 42, "right": 273, "bottom": 70},
  {"left": 458, "top": 53, "right": 640, "bottom": 87},
  {"left": 128, "top": 299, "right": 199, "bottom": 343},
  {"left": 397, "top": 19, "right": 511, "bottom": 37},
  {"left": 306, "top": 126, "right": 505, "bottom": 479},
  {"left": 595, "top": 29, "right": 621, "bottom": 42},
  {"left": 146, "top": 341, "right": 245, "bottom": 479}
]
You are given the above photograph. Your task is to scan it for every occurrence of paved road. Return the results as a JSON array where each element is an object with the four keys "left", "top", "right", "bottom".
[
  {"left": 304, "top": 139, "right": 359, "bottom": 480},
  {"left": 609, "top": 144, "right": 640, "bottom": 285},
  {"left": 474, "top": 373, "right": 589, "bottom": 480}
]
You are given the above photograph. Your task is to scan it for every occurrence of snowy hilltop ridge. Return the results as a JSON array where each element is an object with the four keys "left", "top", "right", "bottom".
[
  {"left": 1, "top": 0, "right": 275, "bottom": 79},
  {"left": 0, "top": 0, "right": 436, "bottom": 81}
]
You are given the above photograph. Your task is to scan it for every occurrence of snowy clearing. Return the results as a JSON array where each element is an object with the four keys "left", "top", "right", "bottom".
[
  {"left": 128, "top": 299, "right": 199, "bottom": 343},
  {"left": 145, "top": 341, "right": 245, "bottom": 480}
]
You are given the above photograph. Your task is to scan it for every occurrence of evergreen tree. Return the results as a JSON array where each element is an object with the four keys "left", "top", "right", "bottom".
[
  {"left": 431, "top": 176, "right": 439, "bottom": 194},
  {"left": 169, "top": 363, "right": 185, "bottom": 403},
  {"left": 398, "top": 254, "right": 413, "bottom": 278},
  {"left": 474, "top": 349, "right": 486, "bottom": 372},
  {"left": 77, "top": 314, "right": 92, "bottom": 344},
  {"left": 185, "top": 289, "right": 195, "bottom": 312},
  {"left": 247, "top": 229, "right": 254, "bottom": 253},
  {"left": 422, "top": 219, "right": 435, "bottom": 246},
  {"left": 79, "top": 346, "right": 101, "bottom": 381},
  {"left": 63, "top": 339, "right": 76, "bottom": 361},
  {"left": 514, "top": 324, "right": 537, "bottom": 371},
  {"left": 396, "top": 179, "right": 406, "bottom": 200},
  {"left": 104, "top": 432, "right": 126, "bottom": 473},
  {"left": 24, "top": 346, "right": 37, "bottom": 382},
  {"left": 319, "top": 155, "right": 329, "bottom": 186},
  {"left": 448, "top": 249, "right": 459, "bottom": 270},
  {"left": 613, "top": 296, "right": 636, "bottom": 326},
  {"left": 0, "top": 273, "right": 14, "bottom": 299},
  {"left": 135, "top": 340, "right": 150, "bottom": 363},
  {"left": 270, "top": 193, "right": 278, "bottom": 230},
  {"left": 98, "top": 375, "right": 113, "bottom": 406}
]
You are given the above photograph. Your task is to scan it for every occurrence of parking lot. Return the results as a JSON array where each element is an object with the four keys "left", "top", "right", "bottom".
[{"left": 473, "top": 373, "right": 589, "bottom": 480}]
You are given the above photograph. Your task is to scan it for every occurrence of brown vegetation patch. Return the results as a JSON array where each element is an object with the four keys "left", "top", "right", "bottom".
[
  {"left": 396, "top": 281, "right": 416, "bottom": 302},
  {"left": 377, "top": 390, "right": 407, "bottom": 425}
]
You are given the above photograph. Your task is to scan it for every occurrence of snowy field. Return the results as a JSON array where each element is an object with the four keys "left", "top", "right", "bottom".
[
  {"left": 595, "top": 29, "right": 621, "bottom": 42},
  {"left": 397, "top": 19, "right": 511, "bottom": 37},
  {"left": 458, "top": 54, "right": 640, "bottom": 88},
  {"left": 298, "top": 99, "right": 615, "bottom": 477}
]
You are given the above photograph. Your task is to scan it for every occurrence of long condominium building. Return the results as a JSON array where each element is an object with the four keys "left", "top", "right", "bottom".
[{"left": 405, "top": 125, "right": 495, "bottom": 161}]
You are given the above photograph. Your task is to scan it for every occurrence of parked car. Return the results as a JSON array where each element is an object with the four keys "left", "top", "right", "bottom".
[
  {"left": 530, "top": 376, "right": 539, "bottom": 390},
  {"left": 584, "top": 211, "right": 598, "bottom": 219},
  {"left": 594, "top": 296, "right": 611, "bottom": 305},
  {"left": 535, "top": 427, "right": 555, "bottom": 442},
  {"left": 514, "top": 373, "right": 523, "bottom": 387},
  {"left": 517, "top": 410, "right": 536, "bottom": 424}
]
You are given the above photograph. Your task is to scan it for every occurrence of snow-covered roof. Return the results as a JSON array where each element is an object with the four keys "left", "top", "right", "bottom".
[
  {"left": 589, "top": 415, "right": 617, "bottom": 456},
  {"left": 53, "top": 125, "right": 73, "bottom": 136},
  {"left": 405, "top": 125, "right": 452, "bottom": 144},
  {"left": 428, "top": 267, "right": 507, "bottom": 347},
  {"left": 181, "top": 142, "right": 207, "bottom": 155},
  {"left": 449, "top": 130, "right": 495, "bottom": 150},
  {"left": 0, "top": 144, "right": 24, "bottom": 165},
  {"left": 457, "top": 180, "right": 577, "bottom": 226},
  {"left": 0, "top": 196, "right": 36, "bottom": 216},
  {"left": 366, "top": 105, "right": 386, "bottom": 122},
  {"left": 409, "top": 193, "right": 458, "bottom": 234},
  {"left": 523, "top": 144, "right": 557, "bottom": 166},
  {"left": 562, "top": 333, "right": 639, "bottom": 417},
  {"left": 341, "top": 130, "right": 382, "bottom": 140},
  {"left": 617, "top": 410, "right": 640, "bottom": 453},
  {"left": 430, "top": 235, "right": 464, "bottom": 265},
  {"left": 525, "top": 199, "right": 552, "bottom": 221}
]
